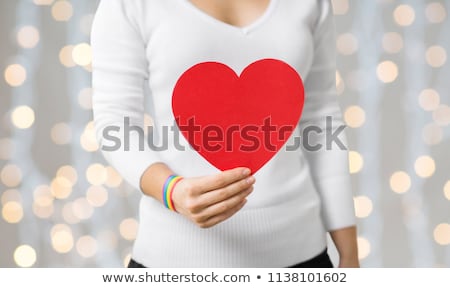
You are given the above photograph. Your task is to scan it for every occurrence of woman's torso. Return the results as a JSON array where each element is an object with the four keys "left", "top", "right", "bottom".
[{"left": 131, "top": 0, "right": 328, "bottom": 267}]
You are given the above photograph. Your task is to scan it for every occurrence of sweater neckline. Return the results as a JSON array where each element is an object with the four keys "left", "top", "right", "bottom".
[{"left": 181, "top": 0, "right": 278, "bottom": 35}]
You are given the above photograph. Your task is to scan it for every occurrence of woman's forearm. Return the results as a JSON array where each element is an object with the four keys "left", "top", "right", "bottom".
[
  {"left": 329, "top": 225, "right": 360, "bottom": 268},
  {"left": 140, "top": 162, "right": 175, "bottom": 203},
  {"left": 139, "top": 163, "right": 254, "bottom": 228}
]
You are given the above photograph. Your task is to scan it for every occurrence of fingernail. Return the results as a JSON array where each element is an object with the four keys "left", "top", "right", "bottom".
[
  {"left": 242, "top": 168, "right": 251, "bottom": 176},
  {"left": 246, "top": 176, "right": 255, "bottom": 184}
]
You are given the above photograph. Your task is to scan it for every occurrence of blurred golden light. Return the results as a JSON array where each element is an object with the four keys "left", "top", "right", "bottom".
[
  {"left": 17, "top": 26, "right": 40, "bottom": 49},
  {"left": 72, "top": 43, "right": 92, "bottom": 66},
  {"left": 433, "top": 223, "right": 450, "bottom": 245},
  {"left": 32, "top": 202, "right": 54, "bottom": 219},
  {"left": 390, "top": 171, "right": 411, "bottom": 194},
  {"left": 336, "top": 33, "right": 358, "bottom": 55},
  {"left": 331, "top": 0, "right": 349, "bottom": 15},
  {"left": 418, "top": 89, "right": 440, "bottom": 111},
  {"left": 432, "top": 105, "right": 450, "bottom": 126},
  {"left": 2, "top": 201, "right": 23, "bottom": 224},
  {"left": 377, "top": 61, "right": 398, "bottom": 83},
  {"left": 0, "top": 138, "right": 14, "bottom": 160},
  {"left": 426, "top": 45, "right": 447, "bottom": 68},
  {"left": 344, "top": 105, "right": 366, "bottom": 128},
  {"left": 382, "top": 32, "right": 403, "bottom": 54},
  {"left": 105, "top": 166, "right": 123, "bottom": 188},
  {"left": 4, "top": 64, "right": 27, "bottom": 87},
  {"left": 422, "top": 123, "right": 443, "bottom": 146},
  {"left": 353, "top": 196, "right": 373, "bottom": 218},
  {"left": 0, "top": 164, "right": 22, "bottom": 187},
  {"left": 50, "top": 176, "right": 73, "bottom": 199},
  {"left": 444, "top": 181, "right": 450, "bottom": 201},
  {"left": 59, "top": 45, "right": 76, "bottom": 67},
  {"left": 51, "top": 224, "right": 74, "bottom": 254},
  {"left": 357, "top": 237, "right": 371, "bottom": 260},
  {"left": 14, "top": 245, "right": 37, "bottom": 268},
  {"left": 119, "top": 218, "right": 139, "bottom": 241},
  {"left": 80, "top": 122, "right": 99, "bottom": 152},
  {"left": 76, "top": 235, "right": 98, "bottom": 258},
  {"left": 78, "top": 88, "right": 93, "bottom": 110},
  {"left": 335, "top": 70, "right": 345, "bottom": 95},
  {"left": 414, "top": 156, "right": 436, "bottom": 178},
  {"left": 72, "top": 198, "right": 94, "bottom": 220},
  {"left": 33, "top": 0, "right": 54, "bottom": 5},
  {"left": 348, "top": 151, "right": 364, "bottom": 174},
  {"left": 86, "top": 185, "right": 108, "bottom": 207},
  {"left": 33, "top": 185, "right": 54, "bottom": 207},
  {"left": 11, "top": 105, "right": 35, "bottom": 129},
  {"left": 51, "top": 224, "right": 70, "bottom": 235},
  {"left": 1, "top": 189, "right": 22, "bottom": 205},
  {"left": 123, "top": 253, "right": 132, "bottom": 268},
  {"left": 51, "top": 122, "right": 72, "bottom": 145},
  {"left": 62, "top": 202, "right": 80, "bottom": 224},
  {"left": 51, "top": 0, "right": 73, "bottom": 22},
  {"left": 57, "top": 165, "right": 78, "bottom": 186},
  {"left": 86, "top": 163, "right": 107, "bottom": 186},
  {"left": 426, "top": 2, "right": 447, "bottom": 24},
  {"left": 393, "top": 4, "right": 415, "bottom": 26}
]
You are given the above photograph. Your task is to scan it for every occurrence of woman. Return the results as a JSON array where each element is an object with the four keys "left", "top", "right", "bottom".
[{"left": 91, "top": 0, "right": 359, "bottom": 268}]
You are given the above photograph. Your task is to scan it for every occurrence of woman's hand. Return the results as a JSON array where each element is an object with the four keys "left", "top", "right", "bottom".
[
  {"left": 171, "top": 167, "right": 255, "bottom": 228},
  {"left": 338, "top": 256, "right": 360, "bottom": 268},
  {"left": 329, "top": 226, "right": 360, "bottom": 268}
]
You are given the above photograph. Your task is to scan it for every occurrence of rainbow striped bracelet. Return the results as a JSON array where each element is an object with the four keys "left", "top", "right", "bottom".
[{"left": 162, "top": 174, "right": 183, "bottom": 212}]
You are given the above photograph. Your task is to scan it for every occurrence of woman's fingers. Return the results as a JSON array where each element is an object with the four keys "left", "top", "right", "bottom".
[
  {"left": 170, "top": 167, "right": 254, "bottom": 229},
  {"left": 194, "top": 186, "right": 253, "bottom": 223},
  {"left": 198, "top": 199, "right": 248, "bottom": 229},
  {"left": 189, "top": 167, "right": 251, "bottom": 195},
  {"left": 197, "top": 176, "right": 255, "bottom": 209}
]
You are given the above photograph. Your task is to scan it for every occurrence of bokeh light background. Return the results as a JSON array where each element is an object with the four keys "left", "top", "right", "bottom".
[{"left": 0, "top": 0, "right": 449, "bottom": 268}]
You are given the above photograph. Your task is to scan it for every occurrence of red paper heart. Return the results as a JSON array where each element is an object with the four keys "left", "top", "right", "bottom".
[{"left": 172, "top": 58, "right": 304, "bottom": 174}]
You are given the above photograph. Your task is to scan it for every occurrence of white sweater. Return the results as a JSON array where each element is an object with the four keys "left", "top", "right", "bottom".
[{"left": 91, "top": 0, "right": 356, "bottom": 267}]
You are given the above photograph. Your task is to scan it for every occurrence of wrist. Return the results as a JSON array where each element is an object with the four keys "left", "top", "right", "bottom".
[
  {"left": 338, "top": 248, "right": 358, "bottom": 259},
  {"left": 171, "top": 178, "right": 185, "bottom": 212},
  {"left": 339, "top": 256, "right": 360, "bottom": 268},
  {"left": 162, "top": 174, "right": 183, "bottom": 212},
  {"left": 339, "top": 253, "right": 358, "bottom": 262},
  {"left": 338, "top": 250, "right": 359, "bottom": 268}
]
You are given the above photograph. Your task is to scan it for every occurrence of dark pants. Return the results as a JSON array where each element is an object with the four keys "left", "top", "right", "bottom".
[{"left": 128, "top": 249, "right": 333, "bottom": 268}]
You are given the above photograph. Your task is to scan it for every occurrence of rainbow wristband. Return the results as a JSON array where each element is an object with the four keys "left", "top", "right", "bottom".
[{"left": 162, "top": 174, "right": 183, "bottom": 212}]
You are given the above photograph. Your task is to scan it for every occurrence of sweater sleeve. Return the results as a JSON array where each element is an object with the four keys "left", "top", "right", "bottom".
[
  {"left": 298, "top": 0, "right": 356, "bottom": 231},
  {"left": 91, "top": 0, "right": 159, "bottom": 193}
]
